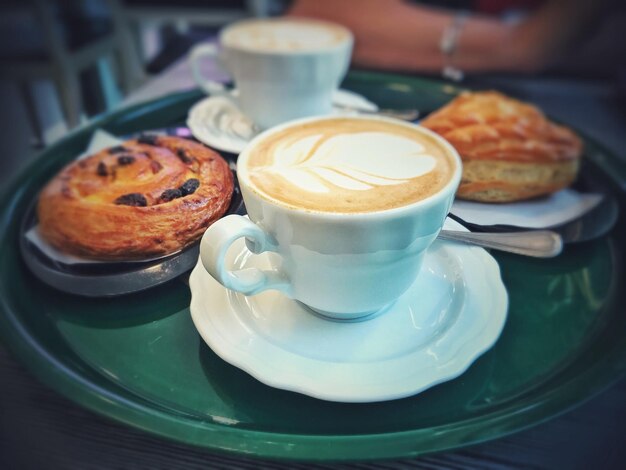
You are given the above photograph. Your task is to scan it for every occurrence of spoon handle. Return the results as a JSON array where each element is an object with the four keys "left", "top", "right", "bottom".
[
  {"left": 372, "top": 109, "right": 420, "bottom": 121},
  {"left": 333, "top": 105, "right": 420, "bottom": 121},
  {"left": 438, "top": 230, "right": 563, "bottom": 258}
]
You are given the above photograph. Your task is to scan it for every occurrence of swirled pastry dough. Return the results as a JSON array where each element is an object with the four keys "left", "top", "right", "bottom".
[
  {"left": 421, "top": 91, "right": 582, "bottom": 202},
  {"left": 37, "top": 135, "right": 233, "bottom": 260}
]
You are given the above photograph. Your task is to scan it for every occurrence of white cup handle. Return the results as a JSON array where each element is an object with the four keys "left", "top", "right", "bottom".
[
  {"left": 200, "top": 215, "right": 291, "bottom": 296},
  {"left": 189, "top": 43, "right": 230, "bottom": 96}
]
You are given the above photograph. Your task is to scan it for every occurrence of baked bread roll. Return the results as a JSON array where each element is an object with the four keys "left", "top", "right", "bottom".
[
  {"left": 37, "top": 135, "right": 234, "bottom": 260},
  {"left": 420, "top": 91, "right": 583, "bottom": 202}
]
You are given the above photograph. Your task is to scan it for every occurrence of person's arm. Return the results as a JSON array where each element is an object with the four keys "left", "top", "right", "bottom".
[{"left": 287, "top": 0, "right": 606, "bottom": 74}]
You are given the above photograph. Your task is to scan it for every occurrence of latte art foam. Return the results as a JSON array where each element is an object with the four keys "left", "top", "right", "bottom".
[
  {"left": 241, "top": 118, "right": 457, "bottom": 213},
  {"left": 221, "top": 19, "right": 351, "bottom": 52}
]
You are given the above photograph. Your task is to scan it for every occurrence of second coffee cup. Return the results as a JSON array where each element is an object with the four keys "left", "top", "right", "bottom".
[
  {"left": 190, "top": 18, "right": 353, "bottom": 130},
  {"left": 200, "top": 115, "right": 462, "bottom": 321}
]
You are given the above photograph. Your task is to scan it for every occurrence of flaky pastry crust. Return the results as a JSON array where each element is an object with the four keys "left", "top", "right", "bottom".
[
  {"left": 421, "top": 91, "right": 583, "bottom": 202},
  {"left": 37, "top": 135, "right": 233, "bottom": 260}
]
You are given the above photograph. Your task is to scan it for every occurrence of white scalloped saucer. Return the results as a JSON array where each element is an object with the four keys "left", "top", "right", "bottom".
[
  {"left": 189, "top": 219, "right": 508, "bottom": 403},
  {"left": 187, "top": 89, "right": 378, "bottom": 154}
]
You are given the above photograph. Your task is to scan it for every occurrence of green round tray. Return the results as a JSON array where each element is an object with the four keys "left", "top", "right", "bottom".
[{"left": 1, "top": 71, "right": 625, "bottom": 462}]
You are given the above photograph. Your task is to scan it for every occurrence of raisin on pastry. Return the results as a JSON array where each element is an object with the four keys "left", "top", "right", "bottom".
[
  {"left": 420, "top": 91, "right": 582, "bottom": 203},
  {"left": 37, "top": 136, "right": 233, "bottom": 260}
]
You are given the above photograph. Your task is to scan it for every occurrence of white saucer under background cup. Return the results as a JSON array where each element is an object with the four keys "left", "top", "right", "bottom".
[
  {"left": 189, "top": 18, "right": 353, "bottom": 130},
  {"left": 200, "top": 116, "right": 462, "bottom": 321}
]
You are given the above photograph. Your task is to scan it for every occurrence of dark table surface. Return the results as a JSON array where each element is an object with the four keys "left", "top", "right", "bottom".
[
  {"left": 1, "top": 74, "right": 625, "bottom": 469},
  {"left": 2, "top": 346, "right": 625, "bottom": 469}
]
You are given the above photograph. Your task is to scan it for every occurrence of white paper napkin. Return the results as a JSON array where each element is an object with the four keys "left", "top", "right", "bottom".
[
  {"left": 450, "top": 189, "right": 603, "bottom": 229},
  {"left": 82, "top": 129, "right": 124, "bottom": 157}
]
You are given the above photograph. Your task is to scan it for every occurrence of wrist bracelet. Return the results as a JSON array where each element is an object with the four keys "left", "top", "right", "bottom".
[{"left": 439, "top": 12, "right": 468, "bottom": 82}]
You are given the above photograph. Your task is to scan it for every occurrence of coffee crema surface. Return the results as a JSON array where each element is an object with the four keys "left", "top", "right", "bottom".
[
  {"left": 221, "top": 18, "right": 351, "bottom": 53},
  {"left": 241, "top": 118, "right": 457, "bottom": 213}
]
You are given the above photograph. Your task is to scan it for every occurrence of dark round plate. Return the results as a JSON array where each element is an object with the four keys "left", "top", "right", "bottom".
[
  {"left": 448, "top": 162, "right": 620, "bottom": 244},
  {"left": 18, "top": 129, "right": 244, "bottom": 297}
]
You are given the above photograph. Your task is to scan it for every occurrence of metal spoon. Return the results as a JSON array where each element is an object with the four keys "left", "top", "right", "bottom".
[
  {"left": 438, "top": 229, "right": 563, "bottom": 258},
  {"left": 333, "top": 105, "right": 420, "bottom": 121},
  {"left": 447, "top": 192, "right": 618, "bottom": 245},
  {"left": 368, "top": 108, "right": 420, "bottom": 121}
]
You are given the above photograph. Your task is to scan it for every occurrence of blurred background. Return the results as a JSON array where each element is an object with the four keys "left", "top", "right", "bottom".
[
  {"left": 0, "top": 0, "right": 268, "bottom": 182},
  {"left": 0, "top": 0, "right": 624, "bottom": 185}
]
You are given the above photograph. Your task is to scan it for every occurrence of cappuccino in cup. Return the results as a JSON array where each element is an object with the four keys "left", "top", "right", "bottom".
[
  {"left": 190, "top": 18, "right": 353, "bottom": 129},
  {"left": 242, "top": 118, "right": 457, "bottom": 213},
  {"left": 201, "top": 116, "right": 462, "bottom": 320}
]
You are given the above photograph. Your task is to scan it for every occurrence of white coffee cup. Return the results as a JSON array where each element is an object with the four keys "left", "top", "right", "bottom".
[
  {"left": 189, "top": 18, "right": 353, "bottom": 130},
  {"left": 200, "top": 115, "right": 462, "bottom": 321}
]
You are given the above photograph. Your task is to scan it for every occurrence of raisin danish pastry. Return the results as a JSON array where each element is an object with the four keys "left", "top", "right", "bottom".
[
  {"left": 37, "top": 135, "right": 234, "bottom": 260},
  {"left": 421, "top": 91, "right": 582, "bottom": 202}
]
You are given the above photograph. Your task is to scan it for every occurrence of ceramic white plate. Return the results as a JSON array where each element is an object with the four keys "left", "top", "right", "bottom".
[
  {"left": 187, "top": 89, "right": 378, "bottom": 154},
  {"left": 189, "top": 219, "right": 508, "bottom": 403}
]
